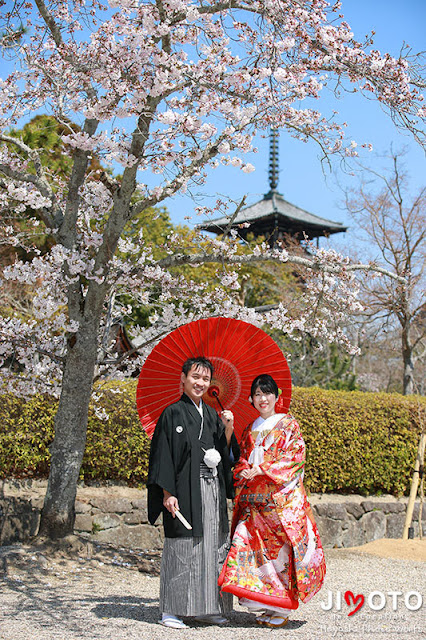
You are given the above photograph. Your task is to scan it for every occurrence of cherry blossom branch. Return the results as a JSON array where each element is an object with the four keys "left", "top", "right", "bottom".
[
  {"left": 0, "top": 132, "right": 55, "bottom": 199},
  {"left": 131, "top": 130, "right": 248, "bottom": 216},
  {"left": 155, "top": 0, "right": 172, "bottom": 54},
  {"left": 34, "top": 0, "right": 64, "bottom": 49},
  {"left": 158, "top": 251, "right": 407, "bottom": 282},
  {"left": 95, "top": 327, "right": 171, "bottom": 371},
  {"left": 33, "top": 0, "right": 97, "bottom": 100},
  {"left": 221, "top": 196, "right": 247, "bottom": 239},
  {"left": 58, "top": 117, "right": 99, "bottom": 242},
  {"left": 0, "top": 163, "right": 50, "bottom": 195},
  {"left": 0, "top": 334, "right": 65, "bottom": 365}
]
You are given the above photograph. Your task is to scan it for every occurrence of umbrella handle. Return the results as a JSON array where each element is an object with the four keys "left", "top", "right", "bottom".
[{"left": 210, "top": 389, "right": 225, "bottom": 412}]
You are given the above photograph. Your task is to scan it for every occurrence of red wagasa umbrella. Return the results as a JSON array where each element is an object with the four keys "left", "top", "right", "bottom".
[{"left": 136, "top": 317, "right": 291, "bottom": 440}]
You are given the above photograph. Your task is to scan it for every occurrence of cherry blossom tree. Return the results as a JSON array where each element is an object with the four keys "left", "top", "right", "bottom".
[
  {"left": 0, "top": 0, "right": 424, "bottom": 539},
  {"left": 345, "top": 151, "right": 426, "bottom": 395}
]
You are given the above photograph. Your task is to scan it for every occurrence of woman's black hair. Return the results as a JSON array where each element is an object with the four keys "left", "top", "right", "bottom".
[{"left": 250, "top": 374, "right": 279, "bottom": 398}]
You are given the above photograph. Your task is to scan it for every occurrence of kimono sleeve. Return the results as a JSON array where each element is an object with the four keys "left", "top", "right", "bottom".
[
  {"left": 214, "top": 412, "right": 240, "bottom": 499},
  {"left": 215, "top": 411, "right": 240, "bottom": 462},
  {"left": 147, "top": 409, "right": 177, "bottom": 526},
  {"left": 233, "top": 424, "right": 252, "bottom": 485},
  {"left": 260, "top": 418, "right": 305, "bottom": 487}
]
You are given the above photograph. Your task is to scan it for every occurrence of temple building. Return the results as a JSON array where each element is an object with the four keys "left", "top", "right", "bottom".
[{"left": 198, "top": 129, "right": 347, "bottom": 247}]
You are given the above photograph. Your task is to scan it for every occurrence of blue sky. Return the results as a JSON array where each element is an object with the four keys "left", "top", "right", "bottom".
[{"left": 163, "top": 0, "right": 426, "bottom": 252}]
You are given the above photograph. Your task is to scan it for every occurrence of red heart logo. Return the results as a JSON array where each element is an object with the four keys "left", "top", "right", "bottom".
[{"left": 344, "top": 590, "right": 365, "bottom": 616}]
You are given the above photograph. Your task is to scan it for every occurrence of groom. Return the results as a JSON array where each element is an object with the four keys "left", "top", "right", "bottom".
[{"left": 147, "top": 356, "right": 239, "bottom": 628}]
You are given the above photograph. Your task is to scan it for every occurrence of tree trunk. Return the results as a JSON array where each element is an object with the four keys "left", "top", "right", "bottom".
[
  {"left": 38, "top": 317, "right": 100, "bottom": 539},
  {"left": 403, "top": 365, "right": 414, "bottom": 395},
  {"left": 402, "top": 326, "right": 414, "bottom": 395}
]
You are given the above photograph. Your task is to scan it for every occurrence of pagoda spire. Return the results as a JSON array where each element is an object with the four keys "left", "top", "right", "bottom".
[{"left": 268, "top": 126, "right": 280, "bottom": 193}]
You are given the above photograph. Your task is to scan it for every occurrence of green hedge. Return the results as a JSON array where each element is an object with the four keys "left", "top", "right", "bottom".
[
  {"left": 291, "top": 388, "right": 423, "bottom": 495},
  {"left": 0, "top": 382, "right": 423, "bottom": 496}
]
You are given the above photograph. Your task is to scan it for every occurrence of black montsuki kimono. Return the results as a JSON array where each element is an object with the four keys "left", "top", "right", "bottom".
[{"left": 147, "top": 393, "right": 239, "bottom": 538}]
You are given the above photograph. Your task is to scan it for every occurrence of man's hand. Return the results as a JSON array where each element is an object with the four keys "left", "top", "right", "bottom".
[
  {"left": 241, "top": 465, "right": 264, "bottom": 481},
  {"left": 163, "top": 489, "right": 179, "bottom": 517}
]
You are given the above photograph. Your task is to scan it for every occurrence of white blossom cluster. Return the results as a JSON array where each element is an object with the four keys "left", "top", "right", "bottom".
[{"left": 0, "top": 0, "right": 422, "bottom": 402}]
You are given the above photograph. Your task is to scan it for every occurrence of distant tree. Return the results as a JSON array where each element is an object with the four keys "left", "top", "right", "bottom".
[
  {"left": 346, "top": 151, "right": 426, "bottom": 395},
  {"left": 291, "top": 340, "right": 357, "bottom": 390}
]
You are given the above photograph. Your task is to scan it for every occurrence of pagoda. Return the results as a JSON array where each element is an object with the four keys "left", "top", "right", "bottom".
[{"left": 198, "top": 129, "right": 347, "bottom": 246}]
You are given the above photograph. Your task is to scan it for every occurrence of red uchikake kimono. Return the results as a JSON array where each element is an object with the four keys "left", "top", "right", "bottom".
[{"left": 218, "top": 414, "right": 326, "bottom": 611}]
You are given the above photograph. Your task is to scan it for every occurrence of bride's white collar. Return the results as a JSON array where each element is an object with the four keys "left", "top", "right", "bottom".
[
  {"left": 248, "top": 413, "right": 285, "bottom": 466},
  {"left": 252, "top": 413, "right": 285, "bottom": 433}
]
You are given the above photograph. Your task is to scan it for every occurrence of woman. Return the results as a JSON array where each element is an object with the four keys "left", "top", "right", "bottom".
[{"left": 218, "top": 374, "right": 326, "bottom": 628}]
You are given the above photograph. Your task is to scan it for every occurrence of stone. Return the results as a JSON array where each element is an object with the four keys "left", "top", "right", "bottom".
[
  {"left": 90, "top": 498, "right": 133, "bottom": 513},
  {"left": 361, "top": 500, "right": 405, "bottom": 515},
  {"left": 129, "top": 506, "right": 148, "bottom": 522},
  {"left": 3, "top": 496, "right": 32, "bottom": 514},
  {"left": 0, "top": 556, "right": 8, "bottom": 576},
  {"left": 360, "top": 511, "right": 386, "bottom": 541},
  {"left": 74, "top": 514, "right": 93, "bottom": 533},
  {"left": 29, "top": 497, "right": 45, "bottom": 510},
  {"left": 361, "top": 500, "right": 380, "bottom": 512},
  {"left": 412, "top": 521, "right": 426, "bottom": 537},
  {"left": 131, "top": 498, "right": 147, "bottom": 510},
  {"left": 2, "top": 483, "right": 417, "bottom": 550},
  {"left": 341, "top": 520, "right": 366, "bottom": 548},
  {"left": 315, "top": 516, "right": 343, "bottom": 548},
  {"left": 344, "top": 502, "right": 365, "bottom": 520},
  {"left": 412, "top": 504, "right": 426, "bottom": 521},
  {"left": 93, "top": 524, "right": 163, "bottom": 550},
  {"left": 92, "top": 513, "right": 121, "bottom": 531},
  {"left": 0, "top": 512, "right": 40, "bottom": 546},
  {"left": 313, "top": 503, "right": 347, "bottom": 520},
  {"left": 380, "top": 502, "right": 406, "bottom": 514},
  {"left": 75, "top": 500, "right": 91, "bottom": 514},
  {"left": 386, "top": 513, "right": 405, "bottom": 538},
  {"left": 123, "top": 512, "right": 145, "bottom": 525}
]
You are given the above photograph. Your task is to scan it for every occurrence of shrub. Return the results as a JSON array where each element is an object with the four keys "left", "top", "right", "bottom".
[
  {"left": 291, "top": 387, "right": 424, "bottom": 496},
  {"left": 0, "top": 382, "right": 423, "bottom": 496}
]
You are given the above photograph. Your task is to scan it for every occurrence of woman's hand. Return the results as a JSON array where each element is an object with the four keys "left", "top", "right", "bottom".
[
  {"left": 221, "top": 410, "right": 234, "bottom": 446},
  {"left": 163, "top": 489, "right": 179, "bottom": 517},
  {"left": 241, "top": 465, "right": 264, "bottom": 481}
]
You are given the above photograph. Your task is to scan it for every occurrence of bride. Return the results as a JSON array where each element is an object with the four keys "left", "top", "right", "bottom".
[{"left": 219, "top": 374, "right": 326, "bottom": 628}]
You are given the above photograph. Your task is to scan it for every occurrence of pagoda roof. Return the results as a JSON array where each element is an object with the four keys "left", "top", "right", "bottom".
[{"left": 198, "top": 190, "right": 347, "bottom": 238}]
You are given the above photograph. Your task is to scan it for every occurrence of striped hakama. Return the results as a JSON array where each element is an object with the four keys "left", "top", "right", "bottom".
[{"left": 159, "top": 465, "right": 233, "bottom": 617}]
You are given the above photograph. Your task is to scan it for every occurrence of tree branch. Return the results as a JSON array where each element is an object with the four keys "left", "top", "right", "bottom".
[
  {"left": 220, "top": 196, "right": 247, "bottom": 239},
  {"left": 157, "top": 250, "right": 407, "bottom": 282}
]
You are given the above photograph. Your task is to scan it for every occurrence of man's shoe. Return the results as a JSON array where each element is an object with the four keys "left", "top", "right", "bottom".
[
  {"left": 194, "top": 614, "right": 228, "bottom": 625},
  {"left": 159, "top": 614, "right": 188, "bottom": 629}
]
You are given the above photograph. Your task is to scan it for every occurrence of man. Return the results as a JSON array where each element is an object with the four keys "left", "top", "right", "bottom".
[{"left": 147, "top": 356, "right": 239, "bottom": 628}]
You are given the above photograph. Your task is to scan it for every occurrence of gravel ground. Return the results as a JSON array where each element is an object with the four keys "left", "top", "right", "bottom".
[{"left": 0, "top": 537, "right": 425, "bottom": 640}]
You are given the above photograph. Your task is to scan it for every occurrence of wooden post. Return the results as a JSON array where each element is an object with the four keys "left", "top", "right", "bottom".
[
  {"left": 418, "top": 451, "right": 424, "bottom": 540},
  {"left": 402, "top": 430, "right": 426, "bottom": 540}
]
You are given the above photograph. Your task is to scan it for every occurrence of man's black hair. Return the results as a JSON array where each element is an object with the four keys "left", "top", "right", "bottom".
[
  {"left": 250, "top": 373, "right": 279, "bottom": 398},
  {"left": 182, "top": 356, "right": 214, "bottom": 378}
]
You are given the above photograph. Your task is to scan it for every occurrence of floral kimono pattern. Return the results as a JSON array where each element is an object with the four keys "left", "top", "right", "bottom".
[{"left": 218, "top": 414, "right": 326, "bottom": 610}]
